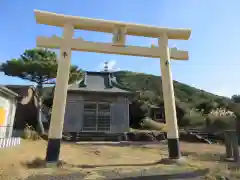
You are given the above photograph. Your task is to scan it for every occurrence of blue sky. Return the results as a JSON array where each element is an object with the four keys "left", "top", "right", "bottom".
[{"left": 0, "top": 0, "right": 240, "bottom": 97}]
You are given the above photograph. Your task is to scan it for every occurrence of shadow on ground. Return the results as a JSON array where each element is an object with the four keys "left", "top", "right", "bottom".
[
  {"left": 25, "top": 168, "right": 210, "bottom": 180},
  {"left": 182, "top": 151, "right": 226, "bottom": 162},
  {"left": 63, "top": 141, "right": 166, "bottom": 148},
  {"left": 24, "top": 158, "right": 190, "bottom": 169},
  {"left": 65, "top": 157, "right": 191, "bottom": 169},
  {"left": 111, "top": 168, "right": 210, "bottom": 180},
  {"left": 23, "top": 158, "right": 210, "bottom": 179},
  {"left": 25, "top": 172, "right": 85, "bottom": 180}
]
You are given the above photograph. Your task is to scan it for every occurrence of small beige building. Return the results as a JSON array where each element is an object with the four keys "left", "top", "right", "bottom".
[
  {"left": 0, "top": 86, "right": 21, "bottom": 149},
  {"left": 0, "top": 86, "right": 18, "bottom": 138}
]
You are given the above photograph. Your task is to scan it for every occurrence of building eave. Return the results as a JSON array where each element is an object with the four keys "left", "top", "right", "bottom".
[
  {"left": 0, "top": 86, "right": 19, "bottom": 98},
  {"left": 68, "top": 88, "right": 135, "bottom": 96}
]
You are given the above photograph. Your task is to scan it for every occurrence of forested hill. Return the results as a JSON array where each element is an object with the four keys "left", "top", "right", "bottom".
[
  {"left": 113, "top": 71, "right": 231, "bottom": 108},
  {"left": 43, "top": 70, "right": 233, "bottom": 111}
]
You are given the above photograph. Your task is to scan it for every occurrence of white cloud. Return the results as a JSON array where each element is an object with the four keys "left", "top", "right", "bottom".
[
  {"left": 98, "top": 60, "right": 121, "bottom": 71},
  {"left": 107, "top": 60, "right": 117, "bottom": 70},
  {"left": 190, "top": 84, "right": 197, "bottom": 88}
]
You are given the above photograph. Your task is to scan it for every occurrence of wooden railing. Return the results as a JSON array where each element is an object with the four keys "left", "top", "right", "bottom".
[
  {"left": 0, "top": 126, "right": 21, "bottom": 148},
  {"left": 0, "top": 125, "right": 12, "bottom": 138}
]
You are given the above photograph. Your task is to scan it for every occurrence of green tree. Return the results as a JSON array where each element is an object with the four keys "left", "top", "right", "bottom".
[
  {"left": 0, "top": 48, "right": 83, "bottom": 134},
  {"left": 231, "top": 95, "right": 240, "bottom": 103},
  {"left": 195, "top": 100, "right": 218, "bottom": 115}
]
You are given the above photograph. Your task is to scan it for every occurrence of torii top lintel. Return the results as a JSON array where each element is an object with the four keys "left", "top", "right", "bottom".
[{"left": 34, "top": 10, "right": 191, "bottom": 40}]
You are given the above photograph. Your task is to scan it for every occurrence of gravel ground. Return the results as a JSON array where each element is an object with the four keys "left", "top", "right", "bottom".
[{"left": 25, "top": 168, "right": 209, "bottom": 180}]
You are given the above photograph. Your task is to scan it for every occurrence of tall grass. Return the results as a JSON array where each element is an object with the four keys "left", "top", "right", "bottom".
[{"left": 140, "top": 118, "right": 167, "bottom": 132}]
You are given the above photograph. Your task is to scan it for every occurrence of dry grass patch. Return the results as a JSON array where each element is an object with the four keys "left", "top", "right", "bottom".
[
  {"left": 0, "top": 139, "right": 209, "bottom": 179},
  {"left": 3, "top": 140, "right": 240, "bottom": 179}
]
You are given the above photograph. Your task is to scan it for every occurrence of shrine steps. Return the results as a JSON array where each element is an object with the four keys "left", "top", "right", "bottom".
[{"left": 62, "top": 132, "right": 126, "bottom": 142}]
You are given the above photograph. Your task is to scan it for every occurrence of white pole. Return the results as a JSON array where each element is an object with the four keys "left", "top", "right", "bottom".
[
  {"left": 45, "top": 24, "right": 74, "bottom": 164},
  {"left": 158, "top": 33, "right": 180, "bottom": 159}
]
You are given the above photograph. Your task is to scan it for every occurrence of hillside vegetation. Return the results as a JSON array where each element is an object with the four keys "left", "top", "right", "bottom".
[
  {"left": 114, "top": 71, "right": 230, "bottom": 107},
  {"left": 113, "top": 71, "right": 240, "bottom": 131}
]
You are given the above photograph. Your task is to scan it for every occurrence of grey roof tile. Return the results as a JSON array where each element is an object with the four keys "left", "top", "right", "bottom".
[{"left": 68, "top": 71, "right": 134, "bottom": 94}]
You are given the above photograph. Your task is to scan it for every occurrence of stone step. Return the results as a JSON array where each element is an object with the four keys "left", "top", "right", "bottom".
[{"left": 62, "top": 132, "right": 125, "bottom": 142}]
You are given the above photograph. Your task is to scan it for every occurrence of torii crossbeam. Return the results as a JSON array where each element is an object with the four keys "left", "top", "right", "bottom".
[{"left": 34, "top": 9, "right": 191, "bottom": 165}]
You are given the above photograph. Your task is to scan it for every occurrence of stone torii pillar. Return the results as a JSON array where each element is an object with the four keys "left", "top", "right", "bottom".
[
  {"left": 34, "top": 9, "right": 191, "bottom": 165},
  {"left": 159, "top": 34, "right": 180, "bottom": 159},
  {"left": 45, "top": 24, "right": 74, "bottom": 163}
]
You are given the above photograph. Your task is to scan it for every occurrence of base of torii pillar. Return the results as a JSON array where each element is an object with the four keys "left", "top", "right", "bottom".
[{"left": 167, "top": 138, "right": 181, "bottom": 159}]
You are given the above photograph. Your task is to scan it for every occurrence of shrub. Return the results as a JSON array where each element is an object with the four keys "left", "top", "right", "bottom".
[
  {"left": 167, "top": 101, "right": 189, "bottom": 127},
  {"left": 206, "top": 115, "right": 235, "bottom": 132},
  {"left": 208, "top": 108, "right": 235, "bottom": 117},
  {"left": 140, "top": 117, "right": 166, "bottom": 131},
  {"left": 129, "top": 100, "right": 147, "bottom": 128},
  {"left": 206, "top": 108, "right": 236, "bottom": 132},
  {"left": 181, "top": 110, "right": 205, "bottom": 127},
  {"left": 21, "top": 124, "right": 41, "bottom": 140}
]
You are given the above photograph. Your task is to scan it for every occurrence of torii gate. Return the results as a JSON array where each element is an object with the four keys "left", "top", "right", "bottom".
[{"left": 34, "top": 10, "right": 191, "bottom": 165}]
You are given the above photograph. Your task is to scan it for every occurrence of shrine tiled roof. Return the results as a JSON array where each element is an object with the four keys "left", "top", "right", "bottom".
[{"left": 68, "top": 71, "right": 134, "bottom": 95}]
